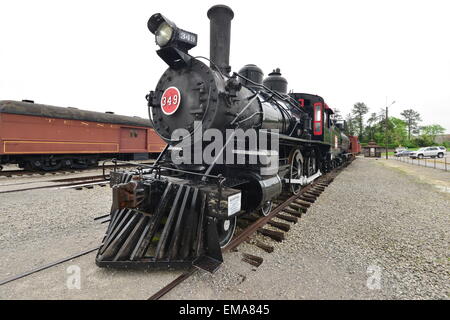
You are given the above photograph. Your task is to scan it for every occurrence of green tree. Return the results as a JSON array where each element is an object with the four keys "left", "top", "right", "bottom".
[
  {"left": 366, "top": 112, "right": 379, "bottom": 140},
  {"left": 420, "top": 124, "right": 446, "bottom": 143},
  {"left": 344, "top": 113, "right": 357, "bottom": 136},
  {"left": 389, "top": 117, "right": 408, "bottom": 146},
  {"left": 351, "top": 102, "right": 369, "bottom": 141},
  {"left": 400, "top": 109, "right": 422, "bottom": 140}
]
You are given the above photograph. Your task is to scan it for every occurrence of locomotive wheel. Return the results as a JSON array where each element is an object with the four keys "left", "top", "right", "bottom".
[
  {"left": 289, "top": 149, "right": 304, "bottom": 195},
  {"left": 217, "top": 216, "right": 237, "bottom": 248},
  {"left": 306, "top": 151, "right": 317, "bottom": 177},
  {"left": 260, "top": 201, "right": 273, "bottom": 217}
]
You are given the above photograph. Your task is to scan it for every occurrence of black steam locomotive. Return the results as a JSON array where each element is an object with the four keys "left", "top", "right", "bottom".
[{"left": 96, "top": 5, "right": 352, "bottom": 272}]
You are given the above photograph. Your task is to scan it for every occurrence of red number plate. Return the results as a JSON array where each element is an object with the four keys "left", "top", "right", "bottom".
[{"left": 161, "top": 86, "right": 181, "bottom": 115}]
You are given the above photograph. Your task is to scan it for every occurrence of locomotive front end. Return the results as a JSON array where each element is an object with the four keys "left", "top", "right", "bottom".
[
  {"left": 96, "top": 4, "right": 316, "bottom": 273},
  {"left": 96, "top": 5, "right": 262, "bottom": 272}
]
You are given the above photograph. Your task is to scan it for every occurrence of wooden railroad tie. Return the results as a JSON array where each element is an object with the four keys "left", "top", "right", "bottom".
[
  {"left": 288, "top": 203, "right": 307, "bottom": 211},
  {"left": 293, "top": 199, "right": 311, "bottom": 208},
  {"left": 254, "top": 240, "right": 274, "bottom": 253},
  {"left": 299, "top": 195, "right": 315, "bottom": 203},
  {"left": 275, "top": 213, "right": 298, "bottom": 223},
  {"left": 242, "top": 253, "right": 264, "bottom": 267},
  {"left": 282, "top": 208, "right": 303, "bottom": 217},
  {"left": 304, "top": 191, "right": 320, "bottom": 198},
  {"left": 257, "top": 228, "right": 285, "bottom": 242},
  {"left": 268, "top": 219, "right": 290, "bottom": 232}
]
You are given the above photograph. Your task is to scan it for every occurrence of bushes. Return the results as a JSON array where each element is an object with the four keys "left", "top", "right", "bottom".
[
  {"left": 412, "top": 137, "right": 434, "bottom": 147},
  {"left": 404, "top": 141, "right": 419, "bottom": 148}
]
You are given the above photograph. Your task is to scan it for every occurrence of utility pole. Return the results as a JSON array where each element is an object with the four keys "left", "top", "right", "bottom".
[
  {"left": 385, "top": 98, "right": 396, "bottom": 159},
  {"left": 385, "top": 104, "right": 388, "bottom": 159}
]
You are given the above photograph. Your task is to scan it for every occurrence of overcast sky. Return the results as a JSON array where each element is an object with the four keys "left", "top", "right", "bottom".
[{"left": 1, "top": 0, "right": 449, "bottom": 133}]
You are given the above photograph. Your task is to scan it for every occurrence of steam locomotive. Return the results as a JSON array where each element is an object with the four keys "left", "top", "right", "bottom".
[{"left": 96, "top": 5, "right": 354, "bottom": 272}]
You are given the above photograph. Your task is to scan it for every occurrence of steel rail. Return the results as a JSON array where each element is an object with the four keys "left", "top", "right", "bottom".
[
  {"left": 0, "top": 162, "right": 154, "bottom": 178},
  {"left": 0, "top": 247, "right": 100, "bottom": 286},
  {"left": 0, "top": 179, "right": 108, "bottom": 194}
]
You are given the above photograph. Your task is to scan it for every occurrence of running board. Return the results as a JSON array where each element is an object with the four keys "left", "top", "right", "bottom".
[{"left": 285, "top": 170, "right": 322, "bottom": 185}]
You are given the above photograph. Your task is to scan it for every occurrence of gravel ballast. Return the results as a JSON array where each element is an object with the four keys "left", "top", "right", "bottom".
[
  {"left": 164, "top": 158, "right": 449, "bottom": 300},
  {"left": 0, "top": 174, "right": 183, "bottom": 299},
  {"left": 1, "top": 159, "right": 448, "bottom": 299}
]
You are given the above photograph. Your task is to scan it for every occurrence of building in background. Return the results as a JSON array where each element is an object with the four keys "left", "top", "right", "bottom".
[{"left": 363, "top": 141, "right": 383, "bottom": 158}]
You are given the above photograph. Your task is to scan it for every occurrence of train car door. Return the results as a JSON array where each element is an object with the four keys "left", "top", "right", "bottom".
[{"left": 119, "top": 127, "right": 147, "bottom": 152}]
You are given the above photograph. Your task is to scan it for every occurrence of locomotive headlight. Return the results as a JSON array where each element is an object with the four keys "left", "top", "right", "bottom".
[
  {"left": 148, "top": 13, "right": 197, "bottom": 50},
  {"left": 147, "top": 12, "right": 198, "bottom": 69},
  {"left": 155, "top": 22, "right": 173, "bottom": 47}
]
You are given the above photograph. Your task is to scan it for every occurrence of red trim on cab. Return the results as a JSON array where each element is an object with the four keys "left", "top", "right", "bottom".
[
  {"left": 298, "top": 99, "right": 305, "bottom": 108},
  {"left": 313, "top": 102, "right": 323, "bottom": 136}
]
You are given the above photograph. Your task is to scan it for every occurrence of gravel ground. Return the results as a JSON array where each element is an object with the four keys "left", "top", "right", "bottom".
[
  {"left": 0, "top": 176, "right": 183, "bottom": 299},
  {"left": 1, "top": 158, "right": 448, "bottom": 299},
  {"left": 164, "top": 158, "right": 449, "bottom": 300}
]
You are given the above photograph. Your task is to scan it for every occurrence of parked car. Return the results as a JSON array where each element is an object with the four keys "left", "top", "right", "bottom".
[
  {"left": 395, "top": 147, "right": 407, "bottom": 154},
  {"left": 395, "top": 150, "right": 412, "bottom": 157},
  {"left": 409, "top": 147, "right": 446, "bottom": 159}
]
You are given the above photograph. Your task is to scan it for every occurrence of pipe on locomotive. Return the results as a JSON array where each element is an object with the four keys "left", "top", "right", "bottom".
[{"left": 207, "top": 5, "right": 234, "bottom": 74}]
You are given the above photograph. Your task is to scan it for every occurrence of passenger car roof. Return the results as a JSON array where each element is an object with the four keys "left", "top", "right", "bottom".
[{"left": 0, "top": 100, "right": 152, "bottom": 128}]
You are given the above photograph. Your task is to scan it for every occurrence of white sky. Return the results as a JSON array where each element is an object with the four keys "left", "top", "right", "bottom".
[{"left": 1, "top": 0, "right": 449, "bottom": 133}]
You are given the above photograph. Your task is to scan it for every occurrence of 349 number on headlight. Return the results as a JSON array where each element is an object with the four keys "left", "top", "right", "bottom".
[{"left": 161, "top": 86, "right": 181, "bottom": 115}]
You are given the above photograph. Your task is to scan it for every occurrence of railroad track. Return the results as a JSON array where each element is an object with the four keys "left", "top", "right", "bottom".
[
  {"left": 0, "top": 161, "right": 155, "bottom": 178},
  {"left": 148, "top": 159, "right": 352, "bottom": 300},
  {"left": 0, "top": 214, "right": 111, "bottom": 286},
  {"left": 0, "top": 159, "right": 352, "bottom": 297},
  {"left": 0, "top": 175, "right": 110, "bottom": 194}
]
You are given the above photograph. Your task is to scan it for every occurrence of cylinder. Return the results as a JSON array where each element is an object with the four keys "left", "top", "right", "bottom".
[{"left": 207, "top": 5, "right": 234, "bottom": 74}]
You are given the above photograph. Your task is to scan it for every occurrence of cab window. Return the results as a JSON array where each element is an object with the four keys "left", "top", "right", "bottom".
[{"left": 313, "top": 102, "right": 323, "bottom": 135}]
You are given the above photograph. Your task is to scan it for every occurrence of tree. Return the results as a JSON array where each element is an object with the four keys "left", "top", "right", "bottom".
[
  {"left": 367, "top": 112, "right": 379, "bottom": 140},
  {"left": 345, "top": 113, "right": 357, "bottom": 136},
  {"left": 400, "top": 109, "right": 422, "bottom": 140},
  {"left": 420, "top": 124, "right": 446, "bottom": 143},
  {"left": 351, "top": 102, "right": 369, "bottom": 141},
  {"left": 389, "top": 117, "right": 408, "bottom": 146}
]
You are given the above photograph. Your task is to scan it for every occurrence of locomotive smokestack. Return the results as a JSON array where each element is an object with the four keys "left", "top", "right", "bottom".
[{"left": 207, "top": 5, "right": 234, "bottom": 74}]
